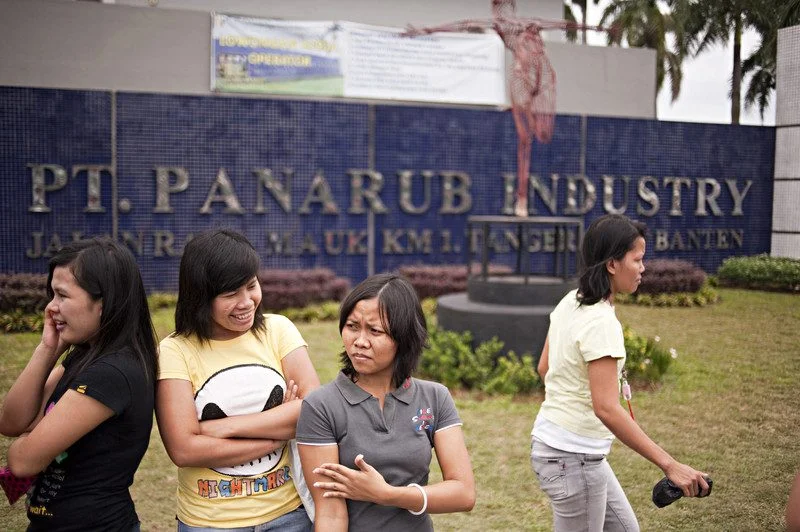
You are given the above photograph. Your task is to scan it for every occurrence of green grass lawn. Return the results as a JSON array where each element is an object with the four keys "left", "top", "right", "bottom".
[{"left": 1, "top": 289, "right": 798, "bottom": 530}]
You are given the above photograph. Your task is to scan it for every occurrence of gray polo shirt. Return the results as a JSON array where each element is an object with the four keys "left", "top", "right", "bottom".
[{"left": 297, "top": 372, "right": 463, "bottom": 531}]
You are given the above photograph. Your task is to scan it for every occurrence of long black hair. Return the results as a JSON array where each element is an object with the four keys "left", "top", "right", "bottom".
[
  {"left": 174, "top": 229, "right": 264, "bottom": 342},
  {"left": 48, "top": 238, "right": 158, "bottom": 385},
  {"left": 577, "top": 214, "right": 647, "bottom": 306},
  {"left": 338, "top": 273, "right": 428, "bottom": 389}
]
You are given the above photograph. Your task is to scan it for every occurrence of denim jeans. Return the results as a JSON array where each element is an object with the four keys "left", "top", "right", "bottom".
[
  {"left": 177, "top": 506, "right": 312, "bottom": 532},
  {"left": 531, "top": 440, "right": 640, "bottom": 532}
]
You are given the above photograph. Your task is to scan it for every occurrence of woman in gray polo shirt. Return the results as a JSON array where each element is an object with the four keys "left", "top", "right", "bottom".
[{"left": 296, "top": 273, "right": 476, "bottom": 531}]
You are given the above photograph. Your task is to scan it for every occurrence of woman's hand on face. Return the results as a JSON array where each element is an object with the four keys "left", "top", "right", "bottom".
[
  {"left": 40, "top": 303, "right": 68, "bottom": 357},
  {"left": 664, "top": 460, "right": 710, "bottom": 498},
  {"left": 313, "top": 454, "right": 389, "bottom": 504}
]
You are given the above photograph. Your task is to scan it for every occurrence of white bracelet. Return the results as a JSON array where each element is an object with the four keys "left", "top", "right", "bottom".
[{"left": 407, "top": 482, "right": 428, "bottom": 515}]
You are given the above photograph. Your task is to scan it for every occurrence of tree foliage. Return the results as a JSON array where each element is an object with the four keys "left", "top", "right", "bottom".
[
  {"left": 563, "top": 0, "right": 602, "bottom": 44},
  {"left": 581, "top": 0, "right": 798, "bottom": 123},
  {"left": 739, "top": 1, "right": 800, "bottom": 119},
  {"left": 598, "top": 0, "right": 686, "bottom": 102}
]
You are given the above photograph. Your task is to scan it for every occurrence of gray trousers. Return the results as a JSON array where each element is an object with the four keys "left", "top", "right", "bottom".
[{"left": 531, "top": 440, "right": 640, "bottom": 532}]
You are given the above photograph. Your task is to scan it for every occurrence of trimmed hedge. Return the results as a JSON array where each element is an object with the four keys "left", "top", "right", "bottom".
[
  {"left": 716, "top": 254, "right": 800, "bottom": 292},
  {"left": 616, "top": 282, "right": 719, "bottom": 307},
  {"left": 0, "top": 273, "right": 49, "bottom": 313},
  {"left": 615, "top": 259, "right": 719, "bottom": 307},
  {"left": 259, "top": 268, "right": 350, "bottom": 311},
  {"left": 637, "top": 259, "right": 706, "bottom": 294},
  {"left": 281, "top": 301, "right": 340, "bottom": 322},
  {"left": 150, "top": 269, "right": 351, "bottom": 313},
  {"left": 398, "top": 264, "right": 513, "bottom": 299}
]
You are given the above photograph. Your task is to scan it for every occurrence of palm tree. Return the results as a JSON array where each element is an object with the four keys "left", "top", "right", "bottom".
[
  {"left": 684, "top": 0, "right": 800, "bottom": 124},
  {"left": 598, "top": 0, "right": 687, "bottom": 102},
  {"left": 738, "top": 2, "right": 780, "bottom": 120},
  {"left": 680, "top": 0, "right": 784, "bottom": 124},
  {"left": 580, "top": 0, "right": 797, "bottom": 122},
  {"left": 563, "top": 0, "right": 601, "bottom": 44},
  {"left": 782, "top": 0, "right": 800, "bottom": 28},
  {"left": 741, "top": 44, "right": 775, "bottom": 121},
  {"left": 741, "top": 0, "right": 800, "bottom": 120},
  {"left": 563, "top": 1, "right": 580, "bottom": 42}
]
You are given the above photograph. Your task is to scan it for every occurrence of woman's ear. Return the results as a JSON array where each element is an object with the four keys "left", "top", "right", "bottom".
[{"left": 606, "top": 259, "right": 617, "bottom": 276}]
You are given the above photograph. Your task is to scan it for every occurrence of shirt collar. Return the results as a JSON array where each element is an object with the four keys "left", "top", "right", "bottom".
[
  {"left": 334, "top": 372, "right": 372, "bottom": 405},
  {"left": 334, "top": 372, "right": 415, "bottom": 405},
  {"left": 389, "top": 377, "right": 414, "bottom": 405}
]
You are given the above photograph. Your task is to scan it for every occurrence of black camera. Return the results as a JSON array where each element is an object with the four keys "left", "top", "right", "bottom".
[{"left": 652, "top": 476, "right": 713, "bottom": 508}]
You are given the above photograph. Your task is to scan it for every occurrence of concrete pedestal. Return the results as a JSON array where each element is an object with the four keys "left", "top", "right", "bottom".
[{"left": 437, "top": 275, "right": 576, "bottom": 360}]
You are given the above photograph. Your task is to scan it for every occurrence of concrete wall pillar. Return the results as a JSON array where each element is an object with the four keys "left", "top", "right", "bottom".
[{"left": 772, "top": 25, "right": 800, "bottom": 258}]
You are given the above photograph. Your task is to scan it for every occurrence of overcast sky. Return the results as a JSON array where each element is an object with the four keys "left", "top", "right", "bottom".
[
  {"left": 652, "top": 30, "right": 776, "bottom": 126},
  {"left": 582, "top": 3, "right": 776, "bottom": 126}
]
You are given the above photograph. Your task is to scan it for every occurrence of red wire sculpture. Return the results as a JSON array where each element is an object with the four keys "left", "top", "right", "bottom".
[{"left": 406, "top": 0, "right": 604, "bottom": 216}]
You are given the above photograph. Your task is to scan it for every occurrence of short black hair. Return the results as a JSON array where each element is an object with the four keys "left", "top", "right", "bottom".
[
  {"left": 48, "top": 238, "right": 158, "bottom": 385},
  {"left": 174, "top": 229, "right": 264, "bottom": 341},
  {"left": 577, "top": 214, "right": 647, "bottom": 306},
  {"left": 338, "top": 273, "right": 427, "bottom": 388}
]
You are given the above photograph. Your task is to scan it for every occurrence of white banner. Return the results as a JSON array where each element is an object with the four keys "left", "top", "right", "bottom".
[
  {"left": 211, "top": 15, "right": 507, "bottom": 106},
  {"left": 341, "top": 22, "right": 506, "bottom": 106}
]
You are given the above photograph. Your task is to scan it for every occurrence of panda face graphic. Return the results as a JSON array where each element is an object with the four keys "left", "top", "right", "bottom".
[{"left": 195, "top": 364, "right": 286, "bottom": 476}]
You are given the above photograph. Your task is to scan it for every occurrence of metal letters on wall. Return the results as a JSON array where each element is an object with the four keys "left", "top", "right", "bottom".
[{"left": 0, "top": 87, "right": 775, "bottom": 291}]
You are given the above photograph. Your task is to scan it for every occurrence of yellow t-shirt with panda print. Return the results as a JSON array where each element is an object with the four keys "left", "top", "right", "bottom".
[{"left": 158, "top": 314, "right": 306, "bottom": 527}]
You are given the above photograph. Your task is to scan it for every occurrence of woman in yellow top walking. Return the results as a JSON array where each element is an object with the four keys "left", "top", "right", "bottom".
[{"left": 532, "top": 214, "right": 709, "bottom": 531}]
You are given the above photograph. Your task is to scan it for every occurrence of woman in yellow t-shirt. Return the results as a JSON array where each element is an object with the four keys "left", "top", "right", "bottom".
[
  {"left": 532, "top": 214, "right": 709, "bottom": 531},
  {"left": 156, "top": 229, "right": 320, "bottom": 531}
]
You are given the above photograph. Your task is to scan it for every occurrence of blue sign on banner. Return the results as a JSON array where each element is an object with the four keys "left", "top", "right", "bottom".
[
  {"left": 0, "top": 86, "right": 775, "bottom": 292},
  {"left": 212, "top": 15, "right": 344, "bottom": 95}
]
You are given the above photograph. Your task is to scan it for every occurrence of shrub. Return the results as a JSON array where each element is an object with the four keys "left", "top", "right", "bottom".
[
  {"left": 0, "top": 273, "right": 49, "bottom": 313},
  {"left": 420, "top": 316, "right": 672, "bottom": 392},
  {"left": 481, "top": 352, "right": 540, "bottom": 395},
  {"left": 399, "top": 264, "right": 513, "bottom": 299},
  {"left": 637, "top": 259, "right": 706, "bottom": 294},
  {"left": 419, "top": 327, "right": 483, "bottom": 390},
  {"left": 616, "top": 258, "right": 719, "bottom": 307},
  {"left": 148, "top": 292, "right": 178, "bottom": 310},
  {"left": 259, "top": 268, "right": 350, "bottom": 311},
  {"left": 0, "top": 309, "right": 44, "bottom": 333},
  {"left": 716, "top": 254, "right": 800, "bottom": 292},
  {"left": 418, "top": 327, "right": 540, "bottom": 395},
  {"left": 420, "top": 297, "right": 437, "bottom": 320},
  {"left": 280, "top": 301, "right": 340, "bottom": 322},
  {"left": 616, "top": 283, "right": 719, "bottom": 307},
  {"left": 622, "top": 326, "right": 674, "bottom": 384}
]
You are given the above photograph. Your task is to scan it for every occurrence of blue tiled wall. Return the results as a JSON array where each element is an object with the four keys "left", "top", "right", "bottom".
[
  {"left": 0, "top": 86, "right": 775, "bottom": 290},
  {"left": 586, "top": 118, "right": 774, "bottom": 272},
  {"left": 115, "top": 93, "right": 369, "bottom": 290},
  {"left": 1, "top": 87, "right": 112, "bottom": 273}
]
